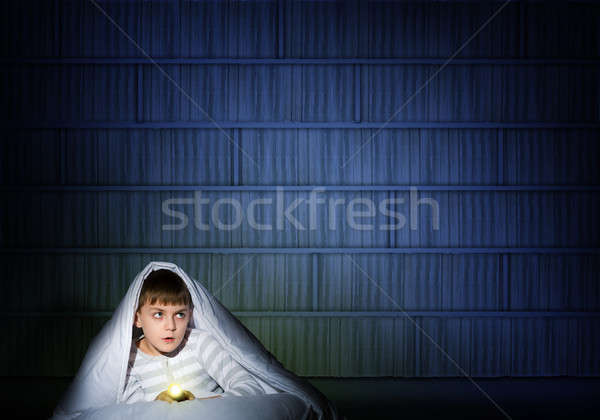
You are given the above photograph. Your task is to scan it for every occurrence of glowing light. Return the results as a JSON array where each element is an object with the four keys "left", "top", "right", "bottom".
[{"left": 167, "top": 383, "right": 185, "bottom": 401}]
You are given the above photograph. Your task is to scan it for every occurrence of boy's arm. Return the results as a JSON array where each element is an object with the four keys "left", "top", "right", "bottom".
[
  {"left": 197, "top": 331, "right": 265, "bottom": 397},
  {"left": 123, "top": 370, "right": 146, "bottom": 403}
]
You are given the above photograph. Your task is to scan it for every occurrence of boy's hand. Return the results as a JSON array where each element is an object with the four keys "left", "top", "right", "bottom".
[{"left": 155, "top": 389, "right": 195, "bottom": 403}]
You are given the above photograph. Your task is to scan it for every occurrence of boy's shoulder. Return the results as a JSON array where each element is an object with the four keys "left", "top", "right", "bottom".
[
  {"left": 186, "top": 327, "right": 223, "bottom": 350},
  {"left": 185, "top": 327, "right": 211, "bottom": 347},
  {"left": 187, "top": 326, "right": 211, "bottom": 341}
]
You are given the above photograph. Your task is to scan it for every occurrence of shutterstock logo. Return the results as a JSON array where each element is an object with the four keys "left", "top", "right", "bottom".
[{"left": 161, "top": 187, "right": 440, "bottom": 232}]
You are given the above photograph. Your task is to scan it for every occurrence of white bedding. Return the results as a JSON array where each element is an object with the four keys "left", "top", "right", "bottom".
[
  {"left": 77, "top": 393, "right": 316, "bottom": 420},
  {"left": 51, "top": 261, "right": 343, "bottom": 420}
]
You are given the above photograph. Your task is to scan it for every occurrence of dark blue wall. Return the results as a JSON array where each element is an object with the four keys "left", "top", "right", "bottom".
[{"left": 1, "top": 0, "right": 599, "bottom": 379}]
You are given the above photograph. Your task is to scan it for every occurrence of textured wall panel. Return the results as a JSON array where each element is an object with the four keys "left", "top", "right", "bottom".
[{"left": 1, "top": 1, "right": 599, "bottom": 380}]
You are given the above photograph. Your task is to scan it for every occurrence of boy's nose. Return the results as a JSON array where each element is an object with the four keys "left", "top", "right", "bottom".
[{"left": 166, "top": 317, "right": 177, "bottom": 330}]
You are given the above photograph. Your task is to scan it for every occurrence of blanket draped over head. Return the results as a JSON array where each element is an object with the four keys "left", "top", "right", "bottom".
[{"left": 52, "top": 261, "right": 342, "bottom": 420}]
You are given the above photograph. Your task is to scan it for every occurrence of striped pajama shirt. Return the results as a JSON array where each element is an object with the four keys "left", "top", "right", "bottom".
[{"left": 123, "top": 327, "right": 265, "bottom": 403}]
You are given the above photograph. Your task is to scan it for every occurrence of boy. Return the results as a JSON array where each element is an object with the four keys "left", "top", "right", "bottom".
[
  {"left": 52, "top": 261, "right": 341, "bottom": 420},
  {"left": 124, "top": 268, "right": 265, "bottom": 403}
]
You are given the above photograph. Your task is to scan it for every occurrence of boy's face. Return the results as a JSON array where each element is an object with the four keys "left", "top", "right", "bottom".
[{"left": 134, "top": 301, "right": 191, "bottom": 356}]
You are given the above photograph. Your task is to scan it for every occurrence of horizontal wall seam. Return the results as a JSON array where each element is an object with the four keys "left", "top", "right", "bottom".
[
  {"left": 2, "top": 58, "right": 599, "bottom": 65},
  {"left": 5, "top": 311, "right": 600, "bottom": 318},
  {"left": 1, "top": 248, "right": 598, "bottom": 254},
  {"left": 1, "top": 185, "right": 598, "bottom": 192},
  {"left": 7, "top": 122, "right": 600, "bottom": 129}
]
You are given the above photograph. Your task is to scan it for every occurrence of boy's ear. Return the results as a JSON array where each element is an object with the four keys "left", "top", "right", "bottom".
[{"left": 134, "top": 311, "right": 142, "bottom": 328}]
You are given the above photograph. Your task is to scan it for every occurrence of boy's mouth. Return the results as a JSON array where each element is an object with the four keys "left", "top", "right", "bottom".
[{"left": 162, "top": 337, "right": 175, "bottom": 343}]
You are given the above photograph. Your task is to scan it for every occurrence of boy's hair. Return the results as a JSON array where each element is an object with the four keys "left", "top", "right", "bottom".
[{"left": 136, "top": 269, "right": 193, "bottom": 313}]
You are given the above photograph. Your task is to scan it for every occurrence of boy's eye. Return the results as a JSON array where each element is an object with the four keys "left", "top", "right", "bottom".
[{"left": 152, "top": 312, "right": 186, "bottom": 319}]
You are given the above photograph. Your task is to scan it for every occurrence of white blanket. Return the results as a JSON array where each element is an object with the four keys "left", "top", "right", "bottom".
[
  {"left": 51, "top": 261, "right": 343, "bottom": 420},
  {"left": 77, "top": 393, "right": 316, "bottom": 420}
]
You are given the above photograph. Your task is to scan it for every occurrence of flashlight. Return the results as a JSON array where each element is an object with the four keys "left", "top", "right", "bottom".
[{"left": 167, "top": 383, "right": 186, "bottom": 402}]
